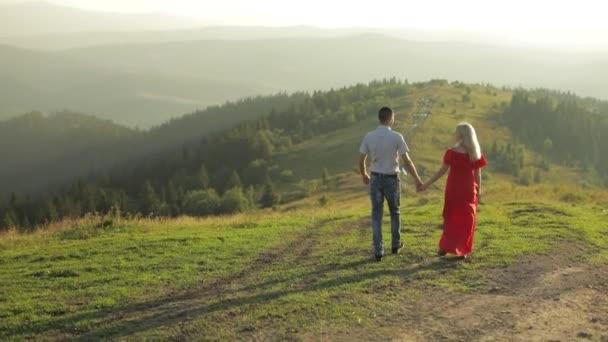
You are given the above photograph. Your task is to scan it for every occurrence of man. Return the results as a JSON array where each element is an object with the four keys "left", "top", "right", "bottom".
[{"left": 359, "top": 107, "right": 423, "bottom": 261}]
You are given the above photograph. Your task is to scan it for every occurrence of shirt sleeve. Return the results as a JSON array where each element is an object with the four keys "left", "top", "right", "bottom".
[
  {"left": 398, "top": 134, "right": 409, "bottom": 155},
  {"left": 442, "top": 150, "right": 453, "bottom": 166},
  {"left": 359, "top": 135, "right": 369, "bottom": 154},
  {"left": 472, "top": 154, "right": 487, "bottom": 169}
]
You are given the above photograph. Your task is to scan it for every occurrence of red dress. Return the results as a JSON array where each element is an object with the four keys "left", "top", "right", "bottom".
[{"left": 439, "top": 149, "right": 487, "bottom": 256}]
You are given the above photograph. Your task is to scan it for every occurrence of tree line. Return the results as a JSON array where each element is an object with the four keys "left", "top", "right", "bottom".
[
  {"left": 0, "top": 78, "right": 412, "bottom": 231},
  {"left": 500, "top": 89, "right": 608, "bottom": 184}
]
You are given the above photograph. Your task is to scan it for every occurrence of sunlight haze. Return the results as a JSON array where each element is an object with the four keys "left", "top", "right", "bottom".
[{"left": 2, "top": 0, "right": 608, "bottom": 50}]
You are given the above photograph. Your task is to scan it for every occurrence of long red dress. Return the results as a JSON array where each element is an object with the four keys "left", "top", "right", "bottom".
[{"left": 439, "top": 149, "right": 487, "bottom": 256}]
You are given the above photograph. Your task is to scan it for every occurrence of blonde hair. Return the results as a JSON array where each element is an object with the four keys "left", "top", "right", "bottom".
[{"left": 455, "top": 123, "right": 482, "bottom": 161}]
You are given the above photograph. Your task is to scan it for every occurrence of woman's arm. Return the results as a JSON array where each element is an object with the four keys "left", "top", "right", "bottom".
[
  {"left": 420, "top": 164, "right": 449, "bottom": 191},
  {"left": 474, "top": 168, "right": 481, "bottom": 201}
]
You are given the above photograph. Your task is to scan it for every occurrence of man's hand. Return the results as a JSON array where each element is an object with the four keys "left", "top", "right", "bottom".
[
  {"left": 415, "top": 179, "right": 424, "bottom": 192},
  {"left": 358, "top": 154, "right": 369, "bottom": 185}
]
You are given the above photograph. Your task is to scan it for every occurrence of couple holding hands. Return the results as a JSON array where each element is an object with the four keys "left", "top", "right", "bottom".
[{"left": 358, "top": 107, "right": 487, "bottom": 261}]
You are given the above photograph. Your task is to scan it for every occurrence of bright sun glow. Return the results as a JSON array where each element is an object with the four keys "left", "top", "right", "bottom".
[{"left": 10, "top": 0, "right": 608, "bottom": 49}]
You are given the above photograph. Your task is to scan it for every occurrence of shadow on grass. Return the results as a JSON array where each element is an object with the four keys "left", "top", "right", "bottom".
[
  {"left": 4, "top": 213, "right": 457, "bottom": 340},
  {"left": 4, "top": 256, "right": 458, "bottom": 340}
]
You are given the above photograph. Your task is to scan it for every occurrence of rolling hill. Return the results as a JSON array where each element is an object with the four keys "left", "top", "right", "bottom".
[
  {"left": 0, "top": 44, "right": 267, "bottom": 126},
  {"left": 1, "top": 80, "right": 607, "bottom": 340},
  {"left": 60, "top": 34, "right": 608, "bottom": 100},
  {"left": 3, "top": 79, "right": 607, "bottom": 230},
  {"left": 0, "top": 25, "right": 360, "bottom": 50},
  {"left": 0, "top": 1, "right": 203, "bottom": 37},
  {"left": 1, "top": 34, "right": 606, "bottom": 129},
  {"left": 0, "top": 91, "right": 304, "bottom": 195},
  {"left": 0, "top": 111, "right": 138, "bottom": 195}
]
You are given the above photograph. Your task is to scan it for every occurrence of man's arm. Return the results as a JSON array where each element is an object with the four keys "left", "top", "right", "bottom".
[
  {"left": 401, "top": 153, "right": 423, "bottom": 188},
  {"left": 359, "top": 154, "right": 371, "bottom": 185}
]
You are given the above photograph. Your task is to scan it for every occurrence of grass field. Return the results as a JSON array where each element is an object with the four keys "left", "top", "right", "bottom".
[
  {"left": 1, "top": 173, "right": 607, "bottom": 340},
  {"left": 2, "top": 82, "right": 607, "bottom": 340}
]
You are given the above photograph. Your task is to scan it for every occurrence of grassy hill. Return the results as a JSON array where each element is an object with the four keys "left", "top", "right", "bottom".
[
  {"left": 275, "top": 82, "right": 583, "bottom": 186},
  {"left": 1, "top": 180, "right": 606, "bottom": 340},
  {"left": 1, "top": 81, "right": 607, "bottom": 340}
]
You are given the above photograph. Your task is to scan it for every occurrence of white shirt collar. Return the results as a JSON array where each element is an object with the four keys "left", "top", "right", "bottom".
[{"left": 377, "top": 125, "right": 392, "bottom": 130}]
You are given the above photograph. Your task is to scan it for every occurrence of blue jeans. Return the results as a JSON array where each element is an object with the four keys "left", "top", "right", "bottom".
[{"left": 369, "top": 174, "right": 401, "bottom": 256}]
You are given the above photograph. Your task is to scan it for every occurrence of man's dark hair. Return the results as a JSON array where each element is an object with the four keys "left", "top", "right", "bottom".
[{"left": 378, "top": 106, "right": 394, "bottom": 123}]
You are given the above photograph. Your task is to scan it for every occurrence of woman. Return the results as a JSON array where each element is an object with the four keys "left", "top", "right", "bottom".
[{"left": 419, "top": 123, "right": 487, "bottom": 259}]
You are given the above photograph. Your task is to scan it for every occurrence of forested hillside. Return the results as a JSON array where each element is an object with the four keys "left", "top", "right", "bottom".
[
  {"left": 3, "top": 79, "right": 607, "bottom": 231},
  {"left": 0, "top": 93, "right": 303, "bottom": 195},
  {"left": 0, "top": 80, "right": 407, "bottom": 230},
  {"left": 500, "top": 90, "right": 608, "bottom": 181},
  {"left": 0, "top": 112, "right": 137, "bottom": 194}
]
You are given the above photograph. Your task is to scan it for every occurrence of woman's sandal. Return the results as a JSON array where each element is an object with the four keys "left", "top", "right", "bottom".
[{"left": 437, "top": 250, "right": 447, "bottom": 257}]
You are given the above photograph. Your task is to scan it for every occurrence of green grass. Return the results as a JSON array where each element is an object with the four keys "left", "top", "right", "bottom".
[
  {"left": 1, "top": 177, "right": 606, "bottom": 340},
  {"left": 2, "top": 82, "right": 607, "bottom": 340},
  {"left": 0, "top": 211, "right": 345, "bottom": 340}
]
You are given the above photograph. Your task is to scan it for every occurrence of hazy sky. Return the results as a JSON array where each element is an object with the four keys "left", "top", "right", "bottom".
[{"left": 4, "top": 0, "right": 608, "bottom": 49}]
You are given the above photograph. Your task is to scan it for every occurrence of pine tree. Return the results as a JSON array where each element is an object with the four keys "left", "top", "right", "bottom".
[
  {"left": 260, "top": 182, "right": 278, "bottom": 208},
  {"left": 226, "top": 170, "right": 242, "bottom": 190},
  {"left": 83, "top": 186, "right": 98, "bottom": 214},
  {"left": 245, "top": 185, "right": 256, "bottom": 208},
  {"left": 9, "top": 192, "right": 21, "bottom": 210},
  {"left": 322, "top": 168, "right": 330, "bottom": 187},
  {"left": 166, "top": 181, "right": 181, "bottom": 216},
  {"left": 1, "top": 209, "right": 18, "bottom": 230},
  {"left": 46, "top": 200, "right": 59, "bottom": 223},
  {"left": 21, "top": 215, "right": 31, "bottom": 231},
  {"left": 253, "top": 131, "right": 274, "bottom": 160},
  {"left": 197, "top": 164, "right": 210, "bottom": 189},
  {"left": 140, "top": 181, "right": 161, "bottom": 216}
]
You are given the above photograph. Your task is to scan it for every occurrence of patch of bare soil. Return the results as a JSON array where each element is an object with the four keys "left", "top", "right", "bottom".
[{"left": 398, "top": 245, "right": 608, "bottom": 342}]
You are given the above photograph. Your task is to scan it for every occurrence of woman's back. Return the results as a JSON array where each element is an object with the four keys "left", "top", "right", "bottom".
[{"left": 444, "top": 149, "right": 486, "bottom": 204}]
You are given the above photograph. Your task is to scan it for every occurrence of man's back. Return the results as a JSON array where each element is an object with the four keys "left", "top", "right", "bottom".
[{"left": 360, "top": 126, "right": 409, "bottom": 175}]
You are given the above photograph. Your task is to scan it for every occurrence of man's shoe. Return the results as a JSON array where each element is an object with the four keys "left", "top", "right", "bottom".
[
  {"left": 392, "top": 242, "right": 404, "bottom": 254},
  {"left": 375, "top": 254, "right": 383, "bottom": 262}
]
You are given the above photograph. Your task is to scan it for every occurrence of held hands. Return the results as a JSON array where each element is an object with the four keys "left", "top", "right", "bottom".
[
  {"left": 417, "top": 180, "right": 430, "bottom": 192},
  {"left": 415, "top": 178, "right": 425, "bottom": 192},
  {"left": 362, "top": 174, "right": 430, "bottom": 192}
]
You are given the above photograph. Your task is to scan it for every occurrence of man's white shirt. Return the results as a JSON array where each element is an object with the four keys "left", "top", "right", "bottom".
[{"left": 359, "top": 125, "right": 409, "bottom": 175}]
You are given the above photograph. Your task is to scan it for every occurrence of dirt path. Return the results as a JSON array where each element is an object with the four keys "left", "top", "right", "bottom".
[
  {"left": 69, "top": 217, "right": 361, "bottom": 341},
  {"left": 66, "top": 218, "right": 607, "bottom": 341},
  {"left": 398, "top": 246, "right": 608, "bottom": 342}
]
